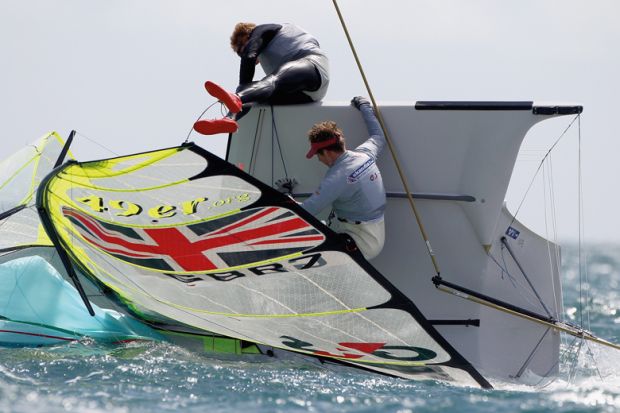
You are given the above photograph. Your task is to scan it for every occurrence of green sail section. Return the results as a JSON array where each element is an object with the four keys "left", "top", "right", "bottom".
[{"left": 38, "top": 143, "right": 490, "bottom": 388}]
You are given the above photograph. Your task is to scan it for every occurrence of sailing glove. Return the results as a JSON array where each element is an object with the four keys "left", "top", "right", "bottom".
[
  {"left": 351, "top": 96, "right": 371, "bottom": 109},
  {"left": 275, "top": 177, "right": 298, "bottom": 195}
]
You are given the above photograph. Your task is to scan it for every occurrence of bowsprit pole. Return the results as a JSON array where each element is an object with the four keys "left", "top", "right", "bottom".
[
  {"left": 432, "top": 275, "right": 620, "bottom": 352},
  {"left": 331, "top": 0, "right": 441, "bottom": 277}
]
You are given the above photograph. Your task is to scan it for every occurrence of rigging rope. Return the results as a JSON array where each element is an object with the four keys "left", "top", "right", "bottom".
[
  {"left": 76, "top": 131, "right": 119, "bottom": 157},
  {"left": 577, "top": 115, "right": 592, "bottom": 333},
  {"left": 515, "top": 114, "right": 592, "bottom": 340},
  {"left": 332, "top": 0, "right": 440, "bottom": 276},
  {"left": 542, "top": 160, "right": 563, "bottom": 327},
  {"left": 578, "top": 115, "right": 584, "bottom": 329},
  {"left": 184, "top": 101, "right": 219, "bottom": 144},
  {"left": 248, "top": 108, "right": 265, "bottom": 175},
  {"left": 509, "top": 114, "right": 580, "bottom": 227},
  {"left": 271, "top": 106, "right": 289, "bottom": 179},
  {"left": 535, "top": 334, "right": 579, "bottom": 388},
  {"left": 500, "top": 237, "right": 553, "bottom": 317},
  {"left": 489, "top": 245, "right": 563, "bottom": 320}
]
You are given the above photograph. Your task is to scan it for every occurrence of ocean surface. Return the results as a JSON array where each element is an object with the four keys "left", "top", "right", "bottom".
[{"left": 1, "top": 244, "right": 618, "bottom": 413}]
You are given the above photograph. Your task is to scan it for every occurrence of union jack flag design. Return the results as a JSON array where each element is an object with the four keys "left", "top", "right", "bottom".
[{"left": 62, "top": 206, "right": 326, "bottom": 272}]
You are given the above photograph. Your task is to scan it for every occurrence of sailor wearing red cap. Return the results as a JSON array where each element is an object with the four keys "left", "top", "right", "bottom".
[{"left": 302, "top": 96, "right": 386, "bottom": 260}]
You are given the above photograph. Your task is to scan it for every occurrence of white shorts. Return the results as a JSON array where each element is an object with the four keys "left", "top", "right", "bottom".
[{"left": 329, "top": 216, "right": 385, "bottom": 260}]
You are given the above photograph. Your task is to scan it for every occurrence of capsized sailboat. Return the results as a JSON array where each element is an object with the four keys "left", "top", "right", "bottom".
[
  {"left": 5, "top": 97, "right": 617, "bottom": 388},
  {"left": 35, "top": 140, "right": 492, "bottom": 388}
]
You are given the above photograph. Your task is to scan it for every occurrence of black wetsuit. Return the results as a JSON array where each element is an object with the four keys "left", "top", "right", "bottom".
[{"left": 236, "top": 23, "right": 328, "bottom": 105}]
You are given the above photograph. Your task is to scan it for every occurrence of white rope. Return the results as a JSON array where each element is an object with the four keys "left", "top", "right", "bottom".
[{"left": 510, "top": 114, "right": 580, "bottom": 226}]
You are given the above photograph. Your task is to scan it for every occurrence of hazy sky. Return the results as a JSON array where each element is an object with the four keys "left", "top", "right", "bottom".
[{"left": 1, "top": 0, "right": 619, "bottom": 242}]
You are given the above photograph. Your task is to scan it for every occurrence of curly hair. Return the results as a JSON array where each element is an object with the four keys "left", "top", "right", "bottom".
[
  {"left": 230, "top": 22, "right": 256, "bottom": 54},
  {"left": 307, "top": 121, "right": 345, "bottom": 153}
]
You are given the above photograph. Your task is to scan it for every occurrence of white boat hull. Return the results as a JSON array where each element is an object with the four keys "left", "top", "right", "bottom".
[{"left": 227, "top": 101, "right": 579, "bottom": 382}]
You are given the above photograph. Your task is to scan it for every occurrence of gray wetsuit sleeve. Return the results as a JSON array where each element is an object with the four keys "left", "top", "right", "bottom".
[
  {"left": 355, "top": 104, "right": 386, "bottom": 160},
  {"left": 300, "top": 170, "right": 346, "bottom": 216},
  {"left": 238, "top": 24, "right": 282, "bottom": 86}
]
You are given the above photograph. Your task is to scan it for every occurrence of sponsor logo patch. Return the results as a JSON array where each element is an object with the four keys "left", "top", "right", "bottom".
[
  {"left": 505, "top": 226, "right": 520, "bottom": 240},
  {"left": 347, "top": 158, "right": 375, "bottom": 183}
]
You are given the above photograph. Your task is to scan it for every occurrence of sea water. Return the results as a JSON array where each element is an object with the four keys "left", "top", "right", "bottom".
[{"left": 1, "top": 244, "right": 618, "bottom": 413}]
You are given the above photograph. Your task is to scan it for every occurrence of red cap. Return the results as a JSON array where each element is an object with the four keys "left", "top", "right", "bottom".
[{"left": 305, "top": 137, "right": 340, "bottom": 159}]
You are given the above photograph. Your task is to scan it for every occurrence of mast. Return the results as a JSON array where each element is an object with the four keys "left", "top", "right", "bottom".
[{"left": 331, "top": 0, "right": 441, "bottom": 277}]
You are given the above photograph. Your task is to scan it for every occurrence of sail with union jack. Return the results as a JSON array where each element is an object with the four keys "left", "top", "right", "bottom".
[
  {"left": 62, "top": 205, "right": 325, "bottom": 273},
  {"left": 37, "top": 143, "right": 490, "bottom": 388}
]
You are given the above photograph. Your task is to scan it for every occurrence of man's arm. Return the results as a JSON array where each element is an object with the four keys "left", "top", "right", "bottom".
[
  {"left": 300, "top": 172, "right": 344, "bottom": 216},
  {"left": 351, "top": 97, "right": 386, "bottom": 159},
  {"left": 238, "top": 24, "right": 282, "bottom": 86}
]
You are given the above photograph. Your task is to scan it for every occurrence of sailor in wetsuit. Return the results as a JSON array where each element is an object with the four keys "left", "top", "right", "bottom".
[
  {"left": 302, "top": 96, "right": 386, "bottom": 260},
  {"left": 194, "top": 22, "right": 329, "bottom": 135}
]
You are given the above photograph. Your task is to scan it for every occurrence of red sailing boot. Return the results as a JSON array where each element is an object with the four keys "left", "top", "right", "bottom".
[
  {"left": 204, "top": 81, "right": 242, "bottom": 113},
  {"left": 193, "top": 118, "right": 239, "bottom": 135}
]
